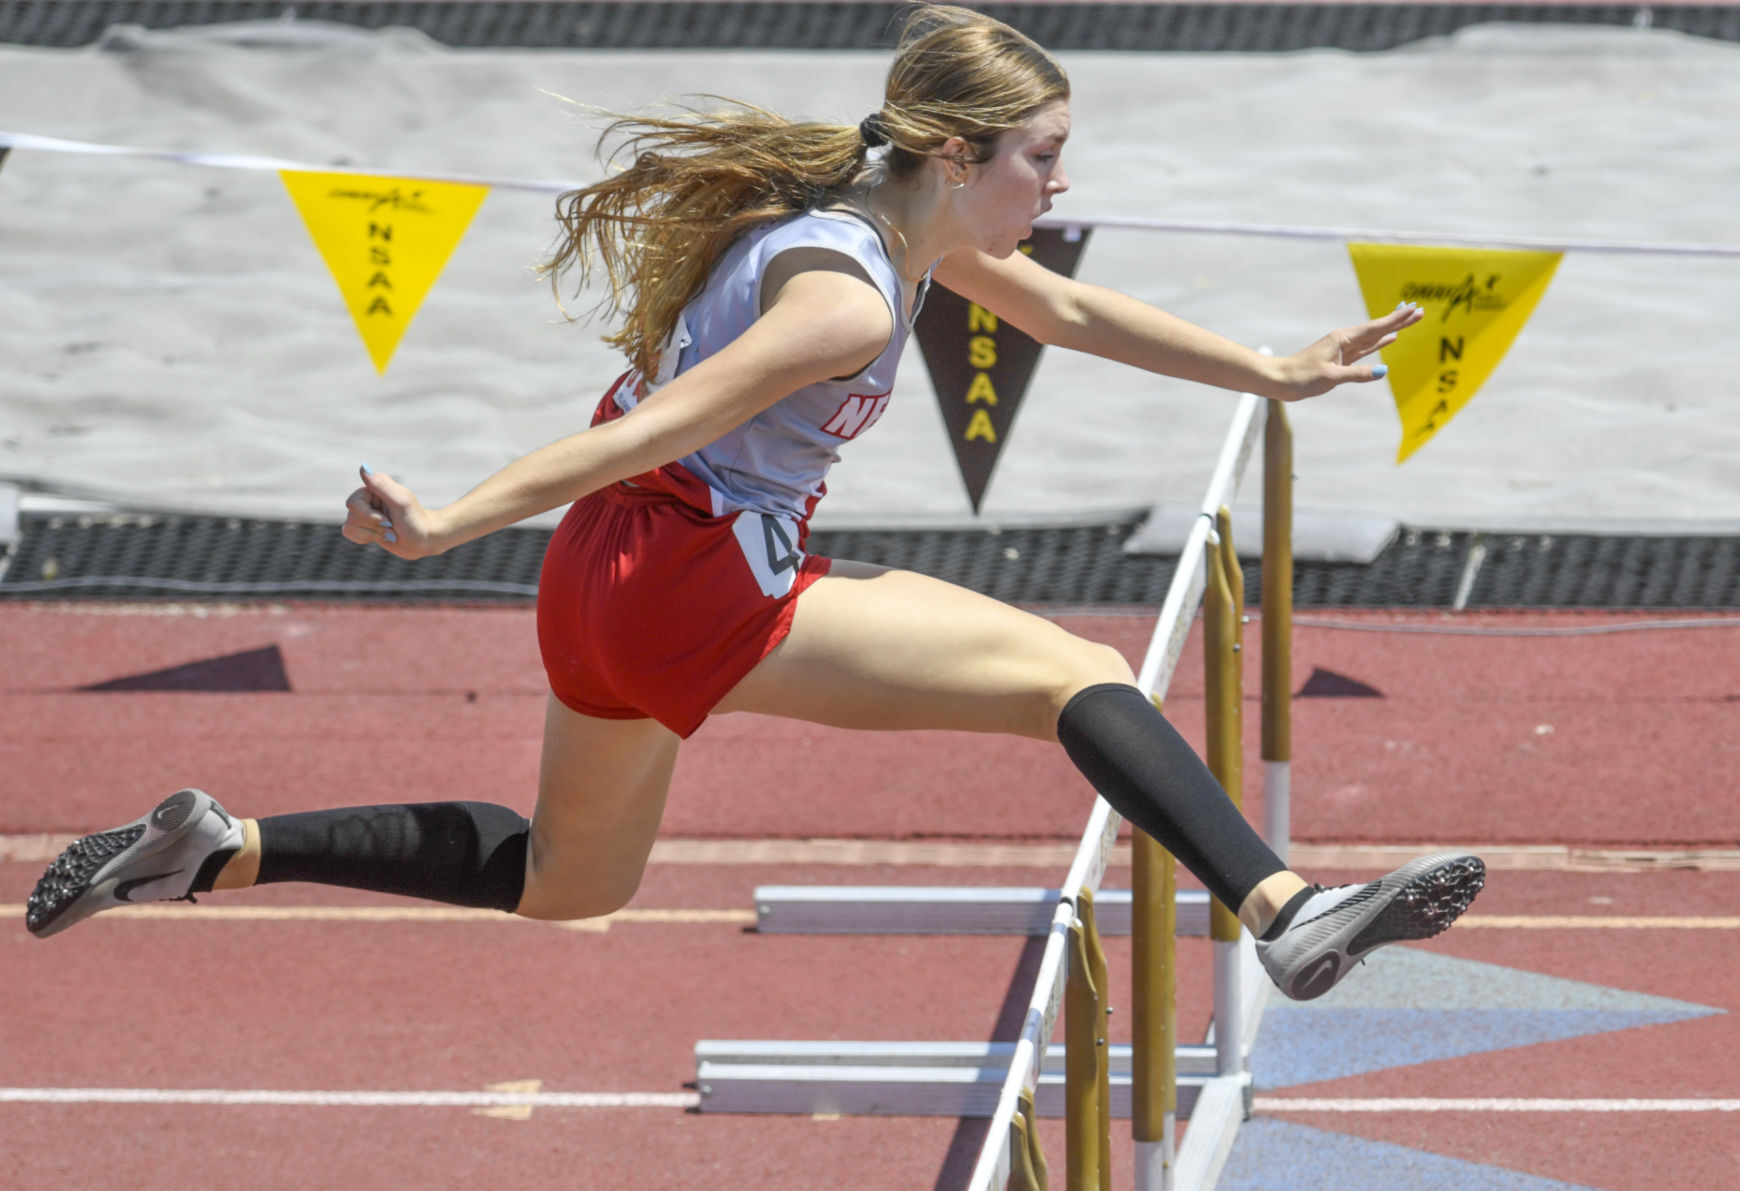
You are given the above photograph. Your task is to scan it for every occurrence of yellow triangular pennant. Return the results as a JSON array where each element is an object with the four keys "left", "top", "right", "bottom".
[
  {"left": 282, "top": 171, "right": 488, "bottom": 373},
  {"left": 1349, "top": 243, "right": 1561, "bottom": 462}
]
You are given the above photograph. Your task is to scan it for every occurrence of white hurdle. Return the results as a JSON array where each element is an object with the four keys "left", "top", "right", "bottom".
[{"left": 696, "top": 393, "right": 1293, "bottom": 1191}]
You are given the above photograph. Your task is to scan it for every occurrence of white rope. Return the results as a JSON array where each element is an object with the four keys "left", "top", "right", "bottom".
[
  {"left": 1271, "top": 613, "right": 1740, "bottom": 637},
  {"left": 0, "top": 130, "right": 576, "bottom": 194},
  {"left": 1034, "top": 214, "right": 1740, "bottom": 259},
  {"left": 5, "top": 130, "right": 1739, "bottom": 258},
  {"left": 0, "top": 576, "right": 540, "bottom": 596}
]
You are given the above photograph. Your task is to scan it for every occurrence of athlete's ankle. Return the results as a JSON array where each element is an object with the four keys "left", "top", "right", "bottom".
[
  {"left": 1241, "top": 870, "right": 1310, "bottom": 937},
  {"left": 210, "top": 818, "right": 261, "bottom": 891}
]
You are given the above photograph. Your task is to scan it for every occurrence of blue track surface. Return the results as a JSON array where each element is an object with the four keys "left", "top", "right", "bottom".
[{"left": 1227, "top": 946, "right": 1725, "bottom": 1187}]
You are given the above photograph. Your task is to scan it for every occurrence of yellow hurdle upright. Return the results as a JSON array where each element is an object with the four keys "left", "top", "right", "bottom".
[
  {"left": 1262, "top": 403, "right": 1294, "bottom": 862},
  {"left": 1082, "top": 889, "right": 1112, "bottom": 1191},
  {"left": 1065, "top": 910, "right": 1101, "bottom": 1191},
  {"left": 1206, "top": 507, "right": 1249, "bottom": 1079},
  {"left": 1009, "top": 1086, "right": 1048, "bottom": 1191},
  {"left": 1131, "top": 807, "right": 1177, "bottom": 1189}
]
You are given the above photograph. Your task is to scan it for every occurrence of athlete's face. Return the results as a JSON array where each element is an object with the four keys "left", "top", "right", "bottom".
[{"left": 959, "top": 100, "right": 1072, "bottom": 257}]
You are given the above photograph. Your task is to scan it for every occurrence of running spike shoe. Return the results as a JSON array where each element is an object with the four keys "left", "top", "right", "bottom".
[
  {"left": 26, "top": 789, "right": 243, "bottom": 939},
  {"left": 1256, "top": 852, "right": 1486, "bottom": 1001}
]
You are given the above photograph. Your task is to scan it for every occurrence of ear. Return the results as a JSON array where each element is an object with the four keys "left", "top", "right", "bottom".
[{"left": 936, "top": 135, "right": 972, "bottom": 183}]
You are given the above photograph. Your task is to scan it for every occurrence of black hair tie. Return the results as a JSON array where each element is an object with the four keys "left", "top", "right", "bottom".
[{"left": 858, "top": 114, "right": 890, "bottom": 149}]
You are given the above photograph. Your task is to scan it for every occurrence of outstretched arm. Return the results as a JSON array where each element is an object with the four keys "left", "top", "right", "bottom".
[
  {"left": 341, "top": 266, "right": 893, "bottom": 559},
  {"left": 931, "top": 246, "right": 1421, "bottom": 402}
]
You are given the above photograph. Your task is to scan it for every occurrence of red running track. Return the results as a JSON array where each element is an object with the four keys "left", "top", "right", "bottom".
[{"left": 2, "top": 603, "right": 1737, "bottom": 1189}]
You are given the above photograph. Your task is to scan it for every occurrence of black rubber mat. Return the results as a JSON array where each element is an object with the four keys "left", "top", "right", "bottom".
[
  {"left": 1464, "top": 532, "right": 1740, "bottom": 609},
  {"left": 4, "top": 1, "right": 1737, "bottom": 52},
  {"left": 5, "top": 514, "right": 1739, "bottom": 608}
]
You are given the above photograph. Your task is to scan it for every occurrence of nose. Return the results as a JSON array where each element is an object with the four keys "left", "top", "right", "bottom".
[{"left": 1050, "top": 165, "right": 1070, "bottom": 196}]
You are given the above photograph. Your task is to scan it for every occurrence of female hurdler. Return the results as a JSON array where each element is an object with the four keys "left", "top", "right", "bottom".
[{"left": 29, "top": 6, "right": 1481, "bottom": 1002}]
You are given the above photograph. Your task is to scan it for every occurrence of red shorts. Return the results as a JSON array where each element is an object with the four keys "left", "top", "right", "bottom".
[{"left": 536, "top": 377, "right": 832, "bottom": 738}]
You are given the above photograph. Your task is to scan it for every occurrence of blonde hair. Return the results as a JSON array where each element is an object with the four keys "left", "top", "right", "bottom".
[{"left": 542, "top": 5, "right": 1068, "bottom": 377}]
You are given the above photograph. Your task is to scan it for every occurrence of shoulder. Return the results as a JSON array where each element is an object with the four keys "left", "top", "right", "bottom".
[
  {"left": 753, "top": 210, "right": 898, "bottom": 329},
  {"left": 758, "top": 211, "right": 895, "bottom": 289},
  {"left": 759, "top": 266, "right": 891, "bottom": 358},
  {"left": 693, "top": 262, "right": 889, "bottom": 392},
  {"left": 760, "top": 208, "right": 885, "bottom": 257}
]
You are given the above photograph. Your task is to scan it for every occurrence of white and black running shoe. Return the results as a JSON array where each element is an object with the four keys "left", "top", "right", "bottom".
[
  {"left": 26, "top": 789, "right": 244, "bottom": 939},
  {"left": 1255, "top": 852, "right": 1486, "bottom": 1001}
]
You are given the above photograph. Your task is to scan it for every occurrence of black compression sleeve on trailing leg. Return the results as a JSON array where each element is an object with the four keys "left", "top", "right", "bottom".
[
  {"left": 254, "top": 802, "right": 530, "bottom": 913},
  {"left": 1056, "top": 683, "right": 1285, "bottom": 914}
]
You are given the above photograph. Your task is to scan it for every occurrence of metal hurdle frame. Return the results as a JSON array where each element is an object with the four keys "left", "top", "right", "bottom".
[{"left": 696, "top": 395, "right": 1294, "bottom": 1191}]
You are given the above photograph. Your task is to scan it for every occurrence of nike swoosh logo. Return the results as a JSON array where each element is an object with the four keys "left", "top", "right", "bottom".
[
  {"left": 114, "top": 870, "right": 184, "bottom": 902},
  {"left": 1294, "top": 953, "right": 1341, "bottom": 1000}
]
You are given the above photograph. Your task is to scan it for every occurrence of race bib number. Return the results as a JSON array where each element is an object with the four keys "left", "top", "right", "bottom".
[{"left": 733, "top": 511, "right": 803, "bottom": 599}]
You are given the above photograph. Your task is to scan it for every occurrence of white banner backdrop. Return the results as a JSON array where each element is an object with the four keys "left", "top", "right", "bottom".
[{"left": 1, "top": 20, "right": 1736, "bottom": 531}]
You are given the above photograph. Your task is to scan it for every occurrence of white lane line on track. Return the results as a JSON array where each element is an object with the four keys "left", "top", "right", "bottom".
[
  {"left": 1459, "top": 915, "right": 1740, "bottom": 929},
  {"left": 1256, "top": 1098, "right": 1740, "bottom": 1113},
  {"left": 9, "top": 836, "right": 1740, "bottom": 871},
  {"left": 0, "top": 1088, "right": 700, "bottom": 1109},
  {"left": 6, "top": 1091, "right": 1733, "bottom": 1113},
  {"left": 6, "top": 904, "right": 1734, "bottom": 930},
  {"left": 0, "top": 905, "right": 755, "bottom": 929}
]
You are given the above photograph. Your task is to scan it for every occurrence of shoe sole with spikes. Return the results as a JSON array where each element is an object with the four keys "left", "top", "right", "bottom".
[
  {"left": 1256, "top": 852, "right": 1486, "bottom": 1002},
  {"left": 26, "top": 789, "right": 243, "bottom": 939}
]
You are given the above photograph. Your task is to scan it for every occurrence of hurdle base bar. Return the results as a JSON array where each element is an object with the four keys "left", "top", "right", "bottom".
[
  {"left": 1173, "top": 1074, "right": 1251, "bottom": 1190},
  {"left": 694, "top": 1041, "right": 1215, "bottom": 1119},
  {"left": 753, "top": 886, "right": 1211, "bottom": 936}
]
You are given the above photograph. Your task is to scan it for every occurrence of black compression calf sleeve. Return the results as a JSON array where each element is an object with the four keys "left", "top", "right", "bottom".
[
  {"left": 255, "top": 802, "right": 530, "bottom": 913},
  {"left": 1056, "top": 683, "right": 1285, "bottom": 914}
]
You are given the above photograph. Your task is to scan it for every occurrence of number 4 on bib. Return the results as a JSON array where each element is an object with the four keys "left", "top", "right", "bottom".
[{"left": 733, "top": 512, "right": 804, "bottom": 599}]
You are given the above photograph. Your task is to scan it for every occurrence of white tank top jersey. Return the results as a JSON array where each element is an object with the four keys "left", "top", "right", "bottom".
[{"left": 612, "top": 208, "right": 934, "bottom": 525}]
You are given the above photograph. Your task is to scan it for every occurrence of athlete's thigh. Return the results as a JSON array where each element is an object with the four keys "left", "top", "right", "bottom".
[
  {"left": 714, "top": 561, "right": 1133, "bottom": 740},
  {"left": 517, "top": 694, "right": 681, "bottom": 920}
]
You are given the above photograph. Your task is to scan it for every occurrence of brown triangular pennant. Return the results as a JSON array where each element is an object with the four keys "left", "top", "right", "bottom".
[{"left": 914, "top": 225, "right": 1091, "bottom": 512}]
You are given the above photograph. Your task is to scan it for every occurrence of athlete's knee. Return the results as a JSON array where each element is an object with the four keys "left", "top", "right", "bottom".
[
  {"left": 514, "top": 843, "right": 645, "bottom": 922},
  {"left": 515, "top": 874, "right": 640, "bottom": 922},
  {"left": 1025, "top": 639, "right": 1136, "bottom": 741},
  {"left": 1082, "top": 640, "right": 1136, "bottom": 687},
  {"left": 1054, "top": 640, "right": 1134, "bottom": 700}
]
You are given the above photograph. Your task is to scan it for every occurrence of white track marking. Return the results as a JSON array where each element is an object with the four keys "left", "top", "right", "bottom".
[
  {"left": 1256, "top": 1098, "right": 1740, "bottom": 1113},
  {"left": 0, "top": 1088, "right": 700, "bottom": 1108},
  {"left": 0, "top": 904, "right": 755, "bottom": 928},
  {"left": 6, "top": 1089, "right": 1732, "bottom": 1113},
  {"left": 1458, "top": 915, "right": 1740, "bottom": 929},
  {"left": 476, "top": 1079, "right": 542, "bottom": 1120},
  {"left": 8, "top": 834, "right": 1740, "bottom": 870},
  {"left": 6, "top": 904, "right": 1731, "bottom": 930}
]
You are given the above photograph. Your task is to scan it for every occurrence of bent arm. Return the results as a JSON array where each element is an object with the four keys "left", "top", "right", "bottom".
[
  {"left": 369, "top": 268, "right": 892, "bottom": 557},
  {"left": 932, "top": 247, "right": 1419, "bottom": 403}
]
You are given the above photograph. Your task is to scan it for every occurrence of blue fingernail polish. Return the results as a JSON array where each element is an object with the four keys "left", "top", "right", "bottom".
[
  {"left": 362, "top": 463, "right": 374, "bottom": 476},
  {"left": 379, "top": 518, "right": 393, "bottom": 529},
  {"left": 1372, "top": 365, "right": 1389, "bottom": 379},
  {"left": 1396, "top": 301, "right": 1407, "bottom": 310},
  {"left": 385, "top": 531, "right": 398, "bottom": 543}
]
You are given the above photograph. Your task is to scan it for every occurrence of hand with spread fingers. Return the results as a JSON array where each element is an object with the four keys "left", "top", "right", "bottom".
[
  {"left": 1271, "top": 300, "right": 1423, "bottom": 402},
  {"left": 340, "top": 465, "right": 442, "bottom": 560}
]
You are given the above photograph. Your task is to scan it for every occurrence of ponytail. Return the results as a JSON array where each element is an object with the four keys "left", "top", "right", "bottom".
[
  {"left": 542, "top": 102, "right": 867, "bottom": 379},
  {"left": 541, "top": 6, "right": 1067, "bottom": 378}
]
